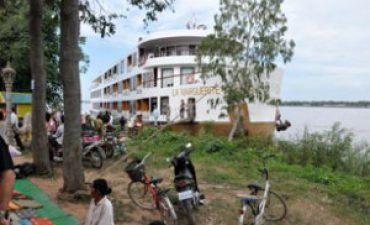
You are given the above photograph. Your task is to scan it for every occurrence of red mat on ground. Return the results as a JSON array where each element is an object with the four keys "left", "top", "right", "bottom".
[{"left": 30, "top": 218, "right": 55, "bottom": 225}]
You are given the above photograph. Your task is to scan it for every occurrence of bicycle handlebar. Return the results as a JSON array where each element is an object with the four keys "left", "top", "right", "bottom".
[
  {"left": 142, "top": 152, "right": 152, "bottom": 164},
  {"left": 135, "top": 152, "right": 152, "bottom": 169}
]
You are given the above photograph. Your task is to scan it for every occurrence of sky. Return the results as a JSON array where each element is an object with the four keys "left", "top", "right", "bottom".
[{"left": 80, "top": 0, "right": 370, "bottom": 101}]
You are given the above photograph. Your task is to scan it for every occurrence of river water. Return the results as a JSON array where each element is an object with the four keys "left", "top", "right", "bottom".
[
  {"left": 275, "top": 106, "right": 370, "bottom": 142},
  {"left": 82, "top": 102, "right": 370, "bottom": 142}
]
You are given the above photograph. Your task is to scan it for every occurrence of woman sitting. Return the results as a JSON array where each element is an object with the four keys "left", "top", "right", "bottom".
[{"left": 85, "top": 179, "right": 114, "bottom": 225}]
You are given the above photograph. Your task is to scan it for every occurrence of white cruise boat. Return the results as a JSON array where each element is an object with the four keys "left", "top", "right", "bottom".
[{"left": 89, "top": 29, "right": 283, "bottom": 136}]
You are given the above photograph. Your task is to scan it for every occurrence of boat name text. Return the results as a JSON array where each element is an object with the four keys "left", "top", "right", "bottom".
[{"left": 172, "top": 86, "right": 222, "bottom": 96}]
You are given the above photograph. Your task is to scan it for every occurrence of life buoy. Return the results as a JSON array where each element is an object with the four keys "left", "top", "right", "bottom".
[{"left": 186, "top": 74, "right": 194, "bottom": 84}]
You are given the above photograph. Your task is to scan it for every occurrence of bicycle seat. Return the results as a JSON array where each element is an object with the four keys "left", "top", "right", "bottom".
[
  {"left": 237, "top": 194, "right": 260, "bottom": 203},
  {"left": 247, "top": 182, "right": 262, "bottom": 190},
  {"left": 150, "top": 177, "right": 163, "bottom": 185}
]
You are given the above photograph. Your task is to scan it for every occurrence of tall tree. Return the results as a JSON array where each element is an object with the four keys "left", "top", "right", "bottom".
[
  {"left": 60, "top": 0, "right": 85, "bottom": 192},
  {"left": 197, "top": 0, "right": 295, "bottom": 141},
  {"left": 59, "top": 0, "right": 175, "bottom": 193},
  {"left": 29, "top": 0, "right": 51, "bottom": 174}
]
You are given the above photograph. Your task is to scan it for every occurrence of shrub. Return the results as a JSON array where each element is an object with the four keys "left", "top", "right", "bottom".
[{"left": 277, "top": 122, "right": 370, "bottom": 177}]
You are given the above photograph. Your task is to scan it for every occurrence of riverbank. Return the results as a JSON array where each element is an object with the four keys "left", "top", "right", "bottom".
[
  {"left": 125, "top": 127, "right": 370, "bottom": 224},
  {"left": 14, "top": 126, "right": 370, "bottom": 225}
]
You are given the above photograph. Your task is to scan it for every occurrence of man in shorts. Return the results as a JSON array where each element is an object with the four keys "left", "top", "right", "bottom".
[{"left": 0, "top": 136, "right": 15, "bottom": 225}]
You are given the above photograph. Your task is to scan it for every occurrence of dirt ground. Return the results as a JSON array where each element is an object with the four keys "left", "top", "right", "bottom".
[{"left": 13, "top": 155, "right": 357, "bottom": 225}]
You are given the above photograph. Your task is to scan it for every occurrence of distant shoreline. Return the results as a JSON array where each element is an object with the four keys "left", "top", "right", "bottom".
[
  {"left": 280, "top": 105, "right": 370, "bottom": 109},
  {"left": 280, "top": 101, "right": 370, "bottom": 109}
]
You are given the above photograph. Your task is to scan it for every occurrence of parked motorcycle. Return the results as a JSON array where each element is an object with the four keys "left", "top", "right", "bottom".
[
  {"left": 48, "top": 131, "right": 106, "bottom": 169},
  {"left": 102, "top": 130, "right": 127, "bottom": 158},
  {"left": 81, "top": 130, "right": 106, "bottom": 168},
  {"left": 168, "top": 143, "right": 204, "bottom": 225}
]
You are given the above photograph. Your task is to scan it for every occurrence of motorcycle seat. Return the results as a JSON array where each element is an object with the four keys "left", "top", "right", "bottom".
[
  {"left": 150, "top": 177, "right": 163, "bottom": 185},
  {"left": 174, "top": 174, "right": 193, "bottom": 181}
]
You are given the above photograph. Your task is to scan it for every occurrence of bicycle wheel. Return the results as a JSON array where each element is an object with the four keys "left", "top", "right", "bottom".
[
  {"left": 159, "top": 196, "right": 177, "bottom": 225},
  {"left": 263, "top": 190, "right": 287, "bottom": 221},
  {"left": 239, "top": 204, "right": 256, "bottom": 225},
  {"left": 128, "top": 181, "right": 156, "bottom": 210}
]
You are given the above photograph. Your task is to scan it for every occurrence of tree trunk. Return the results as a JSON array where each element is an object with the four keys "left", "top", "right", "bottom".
[
  {"left": 29, "top": 0, "right": 52, "bottom": 175},
  {"left": 228, "top": 104, "right": 243, "bottom": 141},
  {"left": 60, "top": 0, "right": 85, "bottom": 192}
]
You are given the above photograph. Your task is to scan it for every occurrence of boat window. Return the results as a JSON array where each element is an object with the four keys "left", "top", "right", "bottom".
[
  {"left": 161, "top": 68, "right": 174, "bottom": 88},
  {"left": 118, "top": 82, "right": 123, "bottom": 93},
  {"left": 189, "top": 45, "right": 196, "bottom": 55},
  {"left": 180, "top": 67, "right": 195, "bottom": 85},
  {"left": 166, "top": 46, "right": 175, "bottom": 56},
  {"left": 127, "top": 55, "right": 132, "bottom": 67},
  {"left": 130, "top": 76, "right": 137, "bottom": 91},
  {"left": 160, "top": 96, "right": 169, "bottom": 115},
  {"left": 150, "top": 97, "right": 158, "bottom": 112},
  {"left": 120, "top": 60, "right": 125, "bottom": 73},
  {"left": 132, "top": 52, "right": 138, "bottom": 67},
  {"left": 130, "top": 100, "right": 137, "bottom": 115}
]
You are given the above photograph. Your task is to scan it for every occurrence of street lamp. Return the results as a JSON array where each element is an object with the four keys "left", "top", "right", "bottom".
[{"left": 1, "top": 62, "right": 16, "bottom": 146}]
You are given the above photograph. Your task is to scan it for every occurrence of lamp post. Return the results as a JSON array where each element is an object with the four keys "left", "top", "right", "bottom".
[{"left": 1, "top": 62, "right": 17, "bottom": 146}]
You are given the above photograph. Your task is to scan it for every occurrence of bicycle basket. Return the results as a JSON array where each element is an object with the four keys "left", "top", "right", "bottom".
[{"left": 125, "top": 160, "right": 145, "bottom": 182}]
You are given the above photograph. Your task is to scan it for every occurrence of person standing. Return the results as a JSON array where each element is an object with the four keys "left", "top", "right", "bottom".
[
  {"left": 179, "top": 99, "right": 185, "bottom": 120},
  {"left": 0, "top": 112, "right": 7, "bottom": 143},
  {"left": 11, "top": 107, "right": 24, "bottom": 151},
  {"left": 95, "top": 113, "right": 104, "bottom": 136},
  {"left": 119, "top": 115, "right": 127, "bottom": 133},
  {"left": 54, "top": 115, "right": 64, "bottom": 146},
  {"left": 166, "top": 106, "right": 171, "bottom": 123},
  {"left": 0, "top": 135, "right": 15, "bottom": 225},
  {"left": 152, "top": 106, "right": 159, "bottom": 127},
  {"left": 85, "top": 179, "right": 114, "bottom": 225},
  {"left": 46, "top": 112, "right": 57, "bottom": 135}
]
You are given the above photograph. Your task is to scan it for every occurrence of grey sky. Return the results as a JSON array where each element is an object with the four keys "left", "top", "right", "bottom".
[{"left": 81, "top": 0, "right": 370, "bottom": 101}]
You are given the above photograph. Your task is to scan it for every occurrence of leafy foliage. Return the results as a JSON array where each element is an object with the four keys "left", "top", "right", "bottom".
[
  {"left": 278, "top": 122, "right": 370, "bottom": 176},
  {"left": 0, "top": 1, "right": 62, "bottom": 106},
  {"left": 78, "top": 0, "right": 175, "bottom": 37},
  {"left": 128, "top": 0, "right": 175, "bottom": 25},
  {"left": 197, "top": 0, "right": 295, "bottom": 108},
  {"left": 197, "top": 0, "right": 295, "bottom": 104}
]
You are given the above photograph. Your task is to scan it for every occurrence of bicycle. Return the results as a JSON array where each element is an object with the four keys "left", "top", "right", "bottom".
[
  {"left": 237, "top": 155, "right": 287, "bottom": 225},
  {"left": 125, "top": 152, "right": 177, "bottom": 225}
]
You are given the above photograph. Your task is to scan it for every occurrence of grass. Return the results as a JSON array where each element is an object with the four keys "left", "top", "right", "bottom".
[{"left": 124, "top": 125, "right": 370, "bottom": 225}]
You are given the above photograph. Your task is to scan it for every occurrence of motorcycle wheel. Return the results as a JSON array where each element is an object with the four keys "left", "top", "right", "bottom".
[
  {"left": 90, "top": 149, "right": 103, "bottom": 169},
  {"left": 183, "top": 199, "right": 196, "bottom": 225},
  {"left": 105, "top": 143, "right": 114, "bottom": 159}
]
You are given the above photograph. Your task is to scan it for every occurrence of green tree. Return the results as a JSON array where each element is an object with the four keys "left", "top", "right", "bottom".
[
  {"left": 0, "top": 0, "right": 62, "bottom": 105},
  {"left": 197, "top": 0, "right": 295, "bottom": 141}
]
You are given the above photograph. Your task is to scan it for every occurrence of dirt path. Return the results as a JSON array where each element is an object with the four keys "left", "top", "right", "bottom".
[{"left": 14, "top": 155, "right": 355, "bottom": 225}]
